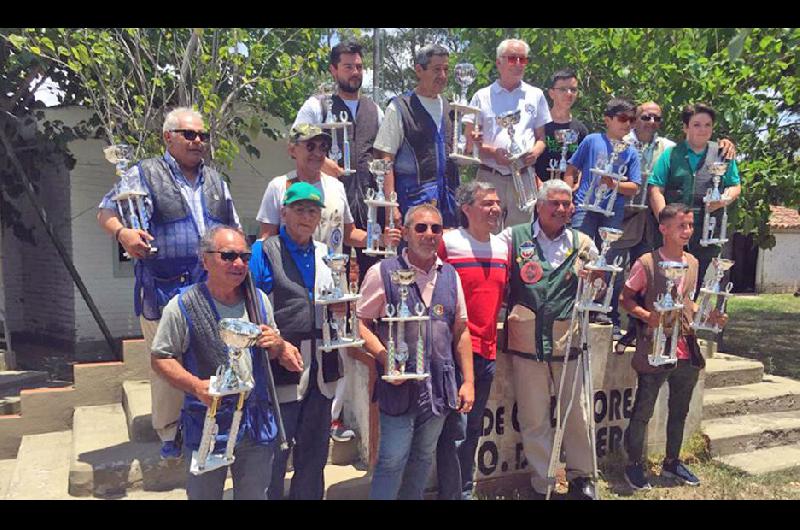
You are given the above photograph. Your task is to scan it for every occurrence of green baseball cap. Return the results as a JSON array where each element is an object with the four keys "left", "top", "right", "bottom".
[
  {"left": 283, "top": 181, "right": 325, "bottom": 208},
  {"left": 288, "top": 123, "right": 332, "bottom": 144}
]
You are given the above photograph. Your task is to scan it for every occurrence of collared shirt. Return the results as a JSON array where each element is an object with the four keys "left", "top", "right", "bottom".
[
  {"left": 463, "top": 80, "right": 552, "bottom": 174},
  {"left": 499, "top": 221, "right": 598, "bottom": 269},
  {"left": 98, "top": 151, "right": 240, "bottom": 235},
  {"left": 649, "top": 140, "right": 741, "bottom": 189},
  {"left": 254, "top": 225, "right": 316, "bottom": 299},
  {"left": 356, "top": 248, "right": 468, "bottom": 321}
]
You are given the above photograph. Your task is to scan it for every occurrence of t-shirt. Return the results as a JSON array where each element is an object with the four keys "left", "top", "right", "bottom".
[
  {"left": 373, "top": 93, "right": 444, "bottom": 155},
  {"left": 534, "top": 119, "right": 589, "bottom": 181},
  {"left": 438, "top": 228, "right": 509, "bottom": 360},
  {"left": 292, "top": 95, "right": 385, "bottom": 128},
  {"left": 625, "top": 249, "right": 690, "bottom": 360},
  {"left": 569, "top": 132, "right": 642, "bottom": 212},
  {"left": 256, "top": 171, "right": 354, "bottom": 226},
  {"left": 649, "top": 141, "right": 741, "bottom": 189}
]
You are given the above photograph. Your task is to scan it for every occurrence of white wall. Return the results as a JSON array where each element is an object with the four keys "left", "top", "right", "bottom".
[{"left": 756, "top": 231, "right": 800, "bottom": 294}]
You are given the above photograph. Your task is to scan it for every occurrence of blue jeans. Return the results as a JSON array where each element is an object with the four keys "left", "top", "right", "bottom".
[
  {"left": 570, "top": 207, "right": 625, "bottom": 249},
  {"left": 370, "top": 405, "right": 447, "bottom": 500},
  {"left": 185, "top": 437, "right": 275, "bottom": 500},
  {"left": 268, "top": 380, "right": 332, "bottom": 500},
  {"left": 436, "top": 354, "right": 496, "bottom": 500}
]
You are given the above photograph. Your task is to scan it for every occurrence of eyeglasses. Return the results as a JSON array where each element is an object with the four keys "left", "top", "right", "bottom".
[
  {"left": 171, "top": 129, "right": 210, "bottom": 142},
  {"left": 413, "top": 223, "right": 443, "bottom": 234},
  {"left": 613, "top": 114, "right": 636, "bottom": 124},
  {"left": 544, "top": 199, "right": 572, "bottom": 209},
  {"left": 289, "top": 204, "right": 322, "bottom": 216},
  {"left": 639, "top": 115, "right": 663, "bottom": 123},
  {"left": 303, "top": 141, "right": 331, "bottom": 153},
  {"left": 502, "top": 55, "right": 529, "bottom": 65},
  {"left": 553, "top": 87, "right": 579, "bottom": 95},
  {"left": 206, "top": 250, "right": 252, "bottom": 263}
]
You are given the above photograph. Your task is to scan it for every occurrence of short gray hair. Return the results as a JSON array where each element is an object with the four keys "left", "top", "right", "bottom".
[
  {"left": 163, "top": 107, "right": 204, "bottom": 134},
  {"left": 415, "top": 44, "right": 449, "bottom": 69},
  {"left": 537, "top": 179, "right": 573, "bottom": 202},
  {"left": 198, "top": 225, "right": 248, "bottom": 258},
  {"left": 404, "top": 203, "right": 442, "bottom": 228},
  {"left": 496, "top": 39, "right": 530, "bottom": 59}
]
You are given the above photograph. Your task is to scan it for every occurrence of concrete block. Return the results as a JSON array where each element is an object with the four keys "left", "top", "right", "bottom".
[
  {"left": 703, "top": 375, "right": 800, "bottom": 419},
  {"left": 0, "top": 396, "right": 20, "bottom": 415},
  {"left": 328, "top": 436, "right": 360, "bottom": 466},
  {"left": 703, "top": 410, "right": 800, "bottom": 457},
  {"left": 705, "top": 353, "right": 764, "bottom": 389},
  {"left": 717, "top": 445, "right": 800, "bottom": 475},
  {"left": 122, "top": 380, "right": 157, "bottom": 442},
  {"left": 6, "top": 431, "right": 72, "bottom": 499},
  {"left": 73, "top": 362, "right": 128, "bottom": 404},
  {"left": 0, "top": 370, "right": 49, "bottom": 396}
]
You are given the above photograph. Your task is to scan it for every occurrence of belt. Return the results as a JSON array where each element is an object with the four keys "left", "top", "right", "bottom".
[{"left": 479, "top": 164, "right": 511, "bottom": 177}]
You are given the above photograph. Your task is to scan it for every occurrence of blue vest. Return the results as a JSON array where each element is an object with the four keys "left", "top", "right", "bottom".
[
  {"left": 374, "top": 256, "right": 458, "bottom": 417},
  {"left": 134, "top": 157, "right": 234, "bottom": 320},
  {"left": 177, "top": 283, "right": 277, "bottom": 452},
  {"left": 393, "top": 92, "right": 460, "bottom": 228}
]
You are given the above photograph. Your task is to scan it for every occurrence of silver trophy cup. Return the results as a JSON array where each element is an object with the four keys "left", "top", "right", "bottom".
[
  {"left": 449, "top": 63, "right": 482, "bottom": 166},
  {"left": 495, "top": 109, "right": 537, "bottom": 212},
  {"left": 381, "top": 270, "right": 430, "bottom": 381},
  {"left": 700, "top": 161, "right": 730, "bottom": 247},
  {"left": 364, "top": 159, "right": 399, "bottom": 257},
  {"left": 317, "top": 253, "right": 364, "bottom": 352},
  {"left": 649, "top": 261, "right": 689, "bottom": 367},
  {"left": 692, "top": 257, "right": 734, "bottom": 333},
  {"left": 575, "top": 227, "right": 624, "bottom": 313},
  {"left": 583, "top": 140, "right": 628, "bottom": 217}
]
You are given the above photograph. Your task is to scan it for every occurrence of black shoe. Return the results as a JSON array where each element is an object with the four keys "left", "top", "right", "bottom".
[
  {"left": 567, "top": 477, "right": 597, "bottom": 500},
  {"left": 594, "top": 313, "right": 612, "bottom": 325},
  {"left": 612, "top": 325, "right": 623, "bottom": 341}
]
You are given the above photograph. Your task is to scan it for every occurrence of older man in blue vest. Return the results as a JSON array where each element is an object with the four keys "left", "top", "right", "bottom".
[{"left": 97, "top": 107, "right": 240, "bottom": 459}]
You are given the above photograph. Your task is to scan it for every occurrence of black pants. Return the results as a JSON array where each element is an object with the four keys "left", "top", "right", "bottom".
[{"left": 625, "top": 359, "right": 700, "bottom": 464}]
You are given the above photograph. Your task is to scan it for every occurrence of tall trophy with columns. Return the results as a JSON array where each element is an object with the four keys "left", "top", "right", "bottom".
[
  {"left": 449, "top": 63, "right": 481, "bottom": 166},
  {"left": 381, "top": 270, "right": 430, "bottom": 381},
  {"left": 314, "top": 82, "right": 355, "bottom": 177},
  {"left": 699, "top": 160, "right": 730, "bottom": 247},
  {"left": 626, "top": 137, "right": 658, "bottom": 211},
  {"left": 496, "top": 109, "right": 537, "bottom": 212},
  {"left": 575, "top": 227, "right": 625, "bottom": 313},
  {"left": 547, "top": 128, "right": 579, "bottom": 181},
  {"left": 582, "top": 140, "right": 628, "bottom": 217},
  {"left": 316, "top": 253, "right": 364, "bottom": 352},
  {"left": 364, "top": 159, "right": 398, "bottom": 257},
  {"left": 649, "top": 261, "right": 689, "bottom": 367},
  {"left": 191, "top": 318, "right": 258, "bottom": 475},
  {"left": 692, "top": 257, "right": 734, "bottom": 333},
  {"left": 105, "top": 144, "right": 157, "bottom": 256}
]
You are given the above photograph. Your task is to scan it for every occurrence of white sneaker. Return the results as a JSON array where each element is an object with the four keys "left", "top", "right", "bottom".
[{"left": 330, "top": 421, "right": 355, "bottom": 442}]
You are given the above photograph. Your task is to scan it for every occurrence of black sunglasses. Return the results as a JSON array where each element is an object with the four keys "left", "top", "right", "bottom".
[
  {"left": 206, "top": 250, "right": 252, "bottom": 263},
  {"left": 413, "top": 223, "right": 443, "bottom": 234},
  {"left": 304, "top": 140, "right": 331, "bottom": 153},
  {"left": 172, "top": 129, "right": 211, "bottom": 142},
  {"left": 639, "top": 115, "right": 663, "bottom": 123}
]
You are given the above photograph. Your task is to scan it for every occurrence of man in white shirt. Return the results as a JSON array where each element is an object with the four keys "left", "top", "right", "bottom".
[{"left": 464, "top": 38, "right": 552, "bottom": 230}]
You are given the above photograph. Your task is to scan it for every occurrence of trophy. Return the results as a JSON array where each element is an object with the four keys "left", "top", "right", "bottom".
[
  {"left": 315, "top": 82, "right": 355, "bottom": 176},
  {"left": 381, "top": 270, "right": 430, "bottom": 381},
  {"left": 190, "top": 318, "right": 258, "bottom": 475},
  {"left": 547, "top": 128, "right": 579, "bottom": 180},
  {"left": 364, "top": 159, "right": 398, "bottom": 257},
  {"left": 626, "top": 137, "right": 658, "bottom": 211},
  {"left": 582, "top": 140, "right": 629, "bottom": 217},
  {"left": 699, "top": 160, "right": 730, "bottom": 247},
  {"left": 649, "top": 261, "right": 689, "bottom": 367},
  {"left": 495, "top": 109, "right": 537, "bottom": 212},
  {"left": 316, "top": 253, "right": 365, "bottom": 352},
  {"left": 449, "top": 63, "right": 482, "bottom": 166},
  {"left": 105, "top": 144, "right": 157, "bottom": 256},
  {"left": 692, "top": 257, "right": 734, "bottom": 334},
  {"left": 575, "top": 227, "right": 624, "bottom": 314}
]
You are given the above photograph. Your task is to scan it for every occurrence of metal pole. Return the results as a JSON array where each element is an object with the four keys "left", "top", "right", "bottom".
[{"left": 373, "top": 28, "right": 381, "bottom": 105}]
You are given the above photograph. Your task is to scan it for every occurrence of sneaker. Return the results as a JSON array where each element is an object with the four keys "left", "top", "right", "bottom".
[
  {"left": 594, "top": 313, "right": 612, "bottom": 325},
  {"left": 160, "top": 440, "right": 182, "bottom": 460},
  {"left": 661, "top": 459, "right": 700, "bottom": 486},
  {"left": 612, "top": 325, "right": 623, "bottom": 341},
  {"left": 624, "top": 463, "right": 652, "bottom": 491},
  {"left": 330, "top": 420, "right": 355, "bottom": 442},
  {"left": 567, "top": 477, "right": 597, "bottom": 500}
]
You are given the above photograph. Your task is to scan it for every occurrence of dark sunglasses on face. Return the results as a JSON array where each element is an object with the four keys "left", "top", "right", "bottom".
[
  {"left": 614, "top": 114, "right": 635, "bottom": 124},
  {"left": 206, "top": 250, "right": 252, "bottom": 263},
  {"left": 502, "top": 55, "right": 529, "bottom": 65},
  {"left": 639, "top": 114, "right": 663, "bottom": 123},
  {"left": 413, "top": 223, "right": 443, "bottom": 234},
  {"left": 171, "top": 129, "right": 210, "bottom": 142},
  {"left": 304, "top": 141, "right": 331, "bottom": 153}
]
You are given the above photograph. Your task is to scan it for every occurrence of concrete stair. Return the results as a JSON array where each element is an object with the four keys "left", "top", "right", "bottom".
[
  {"left": 5, "top": 431, "right": 73, "bottom": 499},
  {"left": 703, "top": 410, "right": 800, "bottom": 457},
  {"left": 704, "top": 353, "right": 764, "bottom": 389},
  {"left": 0, "top": 458, "right": 15, "bottom": 499},
  {"left": 0, "top": 370, "right": 50, "bottom": 396},
  {"left": 703, "top": 375, "right": 800, "bottom": 419},
  {"left": 716, "top": 445, "right": 800, "bottom": 475}
]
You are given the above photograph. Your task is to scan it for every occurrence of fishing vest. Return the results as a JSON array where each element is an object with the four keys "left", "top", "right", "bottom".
[
  {"left": 392, "top": 91, "right": 460, "bottom": 228},
  {"left": 373, "top": 256, "right": 459, "bottom": 417},
  {"left": 135, "top": 157, "right": 234, "bottom": 320},
  {"left": 177, "top": 283, "right": 276, "bottom": 451},
  {"left": 506, "top": 223, "right": 593, "bottom": 362}
]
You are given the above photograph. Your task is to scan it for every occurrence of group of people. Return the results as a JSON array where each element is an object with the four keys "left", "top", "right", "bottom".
[{"left": 96, "top": 37, "right": 737, "bottom": 500}]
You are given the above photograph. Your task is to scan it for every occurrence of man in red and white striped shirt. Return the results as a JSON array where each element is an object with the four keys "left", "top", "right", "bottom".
[{"left": 435, "top": 180, "right": 510, "bottom": 499}]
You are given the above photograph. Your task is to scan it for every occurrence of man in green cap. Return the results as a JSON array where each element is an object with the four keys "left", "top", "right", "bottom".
[{"left": 249, "top": 180, "right": 342, "bottom": 499}]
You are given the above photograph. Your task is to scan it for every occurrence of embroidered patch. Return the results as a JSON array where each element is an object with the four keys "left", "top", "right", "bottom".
[
  {"left": 525, "top": 103, "right": 535, "bottom": 114},
  {"left": 520, "top": 260, "right": 543, "bottom": 284},
  {"left": 519, "top": 240, "right": 536, "bottom": 261},
  {"left": 433, "top": 304, "right": 445, "bottom": 316},
  {"left": 330, "top": 227, "right": 343, "bottom": 248}
]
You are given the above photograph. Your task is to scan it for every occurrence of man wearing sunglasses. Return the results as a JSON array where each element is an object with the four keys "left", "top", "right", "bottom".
[
  {"left": 357, "top": 204, "right": 474, "bottom": 499},
  {"left": 250, "top": 182, "right": 344, "bottom": 500},
  {"left": 97, "top": 107, "right": 240, "bottom": 461},
  {"left": 149, "top": 225, "right": 287, "bottom": 499},
  {"left": 463, "top": 38, "right": 552, "bottom": 230},
  {"left": 374, "top": 44, "right": 461, "bottom": 229}
]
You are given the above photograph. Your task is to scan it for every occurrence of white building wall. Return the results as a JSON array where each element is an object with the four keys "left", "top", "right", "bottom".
[{"left": 756, "top": 230, "right": 800, "bottom": 294}]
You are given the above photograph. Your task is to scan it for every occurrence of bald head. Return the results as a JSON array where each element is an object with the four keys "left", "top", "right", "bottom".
[{"left": 637, "top": 101, "right": 662, "bottom": 117}]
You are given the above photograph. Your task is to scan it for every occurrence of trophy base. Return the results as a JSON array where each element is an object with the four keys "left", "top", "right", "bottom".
[
  {"left": 589, "top": 168, "right": 628, "bottom": 181},
  {"left": 576, "top": 302, "right": 612, "bottom": 314},
  {"left": 339, "top": 169, "right": 356, "bottom": 177},
  {"left": 699, "top": 238, "right": 729, "bottom": 247},
  {"left": 318, "top": 338, "right": 366, "bottom": 352},
  {"left": 625, "top": 204, "right": 649, "bottom": 212},
  {"left": 581, "top": 204, "right": 615, "bottom": 217},
  {"left": 585, "top": 263, "right": 623, "bottom": 274},
  {"left": 111, "top": 190, "right": 148, "bottom": 201},
  {"left": 449, "top": 102, "right": 482, "bottom": 114},
  {"left": 382, "top": 315, "right": 430, "bottom": 323},
  {"left": 382, "top": 372, "right": 430, "bottom": 382},
  {"left": 648, "top": 356, "right": 678, "bottom": 367},
  {"left": 313, "top": 121, "right": 351, "bottom": 130},
  {"left": 690, "top": 323, "right": 723, "bottom": 334},
  {"left": 698, "top": 287, "right": 732, "bottom": 298},
  {"left": 316, "top": 293, "right": 361, "bottom": 305},
  {"left": 449, "top": 153, "right": 481, "bottom": 166},
  {"left": 209, "top": 376, "right": 253, "bottom": 397},
  {"left": 653, "top": 302, "right": 685, "bottom": 312},
  {"left": 364, "top": 199, "right": 400, "bottom": 208},
  {"left": 517, "top": 199, "right": 537, "bottom": 212},
  {"left": 364, "top": 249, "right": 397, "bottom": 257},
  {"left": 190, "top": 450, "right": 234, "bottom": 476}
]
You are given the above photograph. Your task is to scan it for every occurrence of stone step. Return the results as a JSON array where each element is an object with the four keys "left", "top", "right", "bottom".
[
  {"left": 0, "top": 396, "right": 20, "bottom": 415},
  {"left": 704, "top": 353, "right": 764, "bottom": 389},
  {"left": 702, "top": 409, "right": 800, "bottom": 457},
  {"left": 703, "top": 375, "right": 800, "bottom": 419},
  {"left": 6, "top": 431, "right": 72, "bottom": 499},
  {"left": 0, "top": 370, "right": 50, "bottom": 396},
  {"left": 322, "top": 464, "right": 370, "bottom": 500},
  {"left": 122, "top": 380, "right": 157, "bottom": 442},
  {"left": 329, "top": 435, "right": 360, "bottom": 466},
  {"left": 0, "top": 458, "right": 15, "bottom": 499},
  {"left": 716, "top": 445, "right": 800, "bottom": 475},
  {"left": 69, "top": 404, "right": 183, "bottom": 498}
]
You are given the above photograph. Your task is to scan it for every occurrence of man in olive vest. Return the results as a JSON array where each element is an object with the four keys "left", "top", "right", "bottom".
[
  {"left": 97, "top": 107, "right": 240, "bottom": 460},
  {"left": 503, "top": 178, "right": 600, "bottom": 500},
  {"left": 621, "top": 203, "right": 728, "bottom": 490}
]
